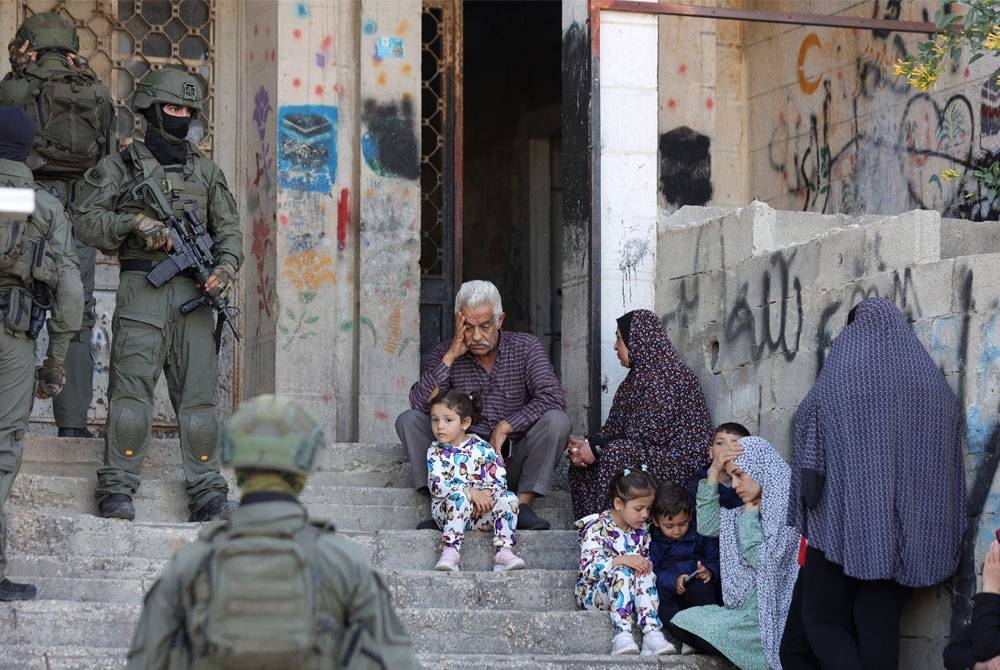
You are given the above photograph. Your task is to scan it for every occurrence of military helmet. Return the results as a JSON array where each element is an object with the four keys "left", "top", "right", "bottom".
[
  {"left": 220, "top": 395, "right": 325, "bottom": 477},
  {"left": 10, "top": 12, "right": 80, "bottom": 55},
  {"left": 132, "top": 69, "right": 203, "bottom": 113}
]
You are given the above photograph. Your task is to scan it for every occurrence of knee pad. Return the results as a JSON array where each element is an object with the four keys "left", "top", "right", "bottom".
[
  {"left": 109, "top": 399, "right": 151, "bottom": 457},
  {"left": 181, "top": 407, "right": 219, "bottom": 463}
]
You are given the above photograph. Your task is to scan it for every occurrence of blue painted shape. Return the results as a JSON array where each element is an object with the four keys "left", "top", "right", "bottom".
[
  {"left": 376, "top": 36, "right": 404, "bottom": 58},
  {"left": 296, "top": 2, "right": 309, "bottom": 18},
  {"left": 363, "top": 20, "right": 377, "bottom": 35},
  {"left": 277, "top": 105, "right": 339, "bottom": 192}
]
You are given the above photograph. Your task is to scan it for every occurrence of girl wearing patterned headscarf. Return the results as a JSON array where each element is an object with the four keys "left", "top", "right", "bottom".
[
  {"left": 788, "top": 297, "right": 965, "bottom": 668},
  {"left": 567, "top": 309, "right": 713, "bottom": 519},
  {"left": 671, "top": 436, "right": 800, "bottom": 670}
]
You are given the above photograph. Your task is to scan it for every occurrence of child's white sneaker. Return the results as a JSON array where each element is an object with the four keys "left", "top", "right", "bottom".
[
  {"left": 610, "top": 631, "right": 639, "bottom": 655},
  {"left": 493, "top": 548, "right": 526, "bottom": 572},
  {"left": 640, "top": 630, "right": 677, "bottom": 656},
  {"left": 680, "top": 643, "right": 699, "bottom": 655},
  {"left": 434, "top": 546, "right": 460, "bottom": 572}
]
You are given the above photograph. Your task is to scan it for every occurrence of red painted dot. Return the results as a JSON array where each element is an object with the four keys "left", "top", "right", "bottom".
[
  {"left": 249, "top": 52, "right": 254, "bottom": 62},
  {"left": 315, "top": 85, "right": 324, "bottom": 95},
  {"left": 667, "top": 98, "right": 677, "bottom": 109},
  {"left": 706, "top": 97, "right": 714, "bottom": 110},
  {"left": 965, "top": 67, "right": 971, "bottom": 78},
  {"left": 270, "top": 49, "right": 276, "bottom": 60},
  {"left": 321, "top": 35, "right": 333, "bottom": 50},
  {"left": 293, "top": 29, "right": 301, "bottom": 39},
  {"left": 679, "top": 63, "right": 687, "bottom": 75},
  {"left": 292, "top": 78, "right": 301, "bottom": 88},
  {"left": 279, "top": 214, "right": 289, "bottom": 225}
]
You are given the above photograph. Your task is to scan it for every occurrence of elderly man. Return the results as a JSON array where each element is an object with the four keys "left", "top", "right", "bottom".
[{"left": 396, "top": 280, "right": 570, "bottom": 530}]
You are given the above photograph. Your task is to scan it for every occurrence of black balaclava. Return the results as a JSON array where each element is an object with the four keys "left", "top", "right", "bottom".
[
  {"left": 143, "top": 103, "right": 190, "bottom": 165},
  {"left": 616, "top": 311, "right": 635, "bottom": 348},
  {"left": 0, "top": 107, "right": 36, "bottom": 161}
]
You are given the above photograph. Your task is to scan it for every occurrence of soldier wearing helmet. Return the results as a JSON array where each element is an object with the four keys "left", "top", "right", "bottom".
[
  {"left": 73, "top": 68, "right": 242, "bottom": 523},
  {"left": 0, "top": 11, "right": 117, "bottom": 439},
  {"left": 126, "top": 395, "right": 420, "bottom": 670}
]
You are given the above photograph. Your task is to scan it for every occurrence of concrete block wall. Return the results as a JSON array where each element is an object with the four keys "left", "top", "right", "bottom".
[{"left": 655, "top": 202, "right": 1000, "bottom": 667}]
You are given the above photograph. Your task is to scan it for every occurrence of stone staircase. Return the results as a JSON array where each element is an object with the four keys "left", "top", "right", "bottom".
[{"left": 0, "top": 434, "right": 730, "bottom": 669}]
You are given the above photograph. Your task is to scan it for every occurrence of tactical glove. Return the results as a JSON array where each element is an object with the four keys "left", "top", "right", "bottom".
[
  {"left": 35, "top": 357, "right": 65, "bottom": 399},
  {"left": 132, "top": 213, "right": 172, "bottom": 251},
  {"left": 208, "top": 262, "right": 237, "bottom": 300}
]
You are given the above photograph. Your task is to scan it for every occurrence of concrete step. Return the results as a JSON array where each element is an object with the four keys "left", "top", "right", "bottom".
[
  {"left": 9, "top": 473, "right": 575, "bottom": 530},
  {"left": 0, "top": 601, "right": 625, "bottom": 655},
  {"left": 22, "top": 434, "right": 412, "bottom": 488},
  {"left": 0, "top": 647, "right": 731, "bottom": 670},
  {"left": 419, "top": 654, "right": 731, "bottom": 669},
  {"left": 6, "top": 509, "right": 581, "bottom": 571},
  {"left": 14, "top": 565, "right": 579, "bottom": 611}
]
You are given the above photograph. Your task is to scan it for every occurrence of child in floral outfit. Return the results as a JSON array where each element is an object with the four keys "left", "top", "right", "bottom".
[
  {"left": 576, "top": 467, "right": 674, "bottom": 656},
  {"left": 427, "top": 389, "right": 526, "bottom": 572}
]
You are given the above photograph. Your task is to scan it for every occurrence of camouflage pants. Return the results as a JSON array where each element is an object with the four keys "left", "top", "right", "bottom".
[
  {"left": 0, "top": 326, "right": 35, "bottom": 579},
  {"left": 96, "top": 271, "right": 227, "bottom": 511}
]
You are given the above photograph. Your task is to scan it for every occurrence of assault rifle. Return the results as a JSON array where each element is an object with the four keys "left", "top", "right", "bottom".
[{"left": 129, "top": 175, "right": 241, "bottom": 351}]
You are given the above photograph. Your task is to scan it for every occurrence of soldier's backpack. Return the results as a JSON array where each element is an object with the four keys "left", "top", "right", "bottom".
[
  {"left": 1, "top": 61, "right": 111, "bottom": 176},
  {"left": 187, "top": 523, "right": 328, "bottom": 670}
]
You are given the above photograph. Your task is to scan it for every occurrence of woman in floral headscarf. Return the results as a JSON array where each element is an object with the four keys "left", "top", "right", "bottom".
[
  {"left": 671, "top": 436, "right": 800, "bottom": 670},
  {"left": 567, "top": 309, "right": 713, "bottom": 519}
]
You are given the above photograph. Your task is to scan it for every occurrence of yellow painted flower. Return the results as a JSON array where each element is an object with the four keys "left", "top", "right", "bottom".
[
  {"left": 939, "top": 168, "right": 962, "bottom": 181},
  {"left": 893, "top": 58, "right": 911, "bottom": 77},
  {"left": 281, "top": 249, "right": 336, "bottom": 290},
  {"left": 985, "top": 26, "right": 1000, "bottom": 51}
]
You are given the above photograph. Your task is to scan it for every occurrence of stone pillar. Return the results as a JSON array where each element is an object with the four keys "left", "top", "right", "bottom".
[
  {"left": 599, "top": 7, "right": 659, "bottom": 419},
  {"left": 357, "top": 1, "right": 423, "bottom": 441}
]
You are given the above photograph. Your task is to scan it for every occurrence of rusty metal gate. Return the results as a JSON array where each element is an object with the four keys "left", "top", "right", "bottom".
[{"left": 419, "top": 0, "right": 462, "bottom": 362}]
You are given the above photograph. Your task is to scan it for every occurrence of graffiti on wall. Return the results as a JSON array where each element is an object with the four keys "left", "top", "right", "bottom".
[
  {"left": 277, "top": 105, "right": 339, "bottom": 192},
  {"left": 659, "top": 126, "right": 713, "bottom": 207},
  {"left": 763, "top": 1, "right": 1000, "bottom": 221},
  {"left": 248, "top": 85, "right": 276, "bottom": 318},
  {"left": 361, "top": 96, "right": 420, "bottom": 179}
]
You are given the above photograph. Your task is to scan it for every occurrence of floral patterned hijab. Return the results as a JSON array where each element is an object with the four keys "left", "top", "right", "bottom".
[{"left": 719, "top": 437, "right": 800, "bottom": 670}]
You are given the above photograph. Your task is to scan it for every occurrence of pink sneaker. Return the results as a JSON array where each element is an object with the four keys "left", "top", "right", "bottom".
[
  {"left": 493, "top": 548, "right": 527, "bottom": 572},
  {"left": 434, "top": 547, "right": 460, "bottom": 572}
]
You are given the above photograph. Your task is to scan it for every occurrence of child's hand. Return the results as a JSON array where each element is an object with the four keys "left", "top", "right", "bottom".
[
  {"left": 707, "top": 444, "right": 742, "bottom": 484},
  {"left": 983, "top": 541, "right": 1000, "bottom": 595},
  {"left": 675, "top": 574, "right": 688, "bottom": 595},
  {"left": 612, "top": 554, "right": 652, "bottom": 575},
  {"left": 694, "top": 561, "right": 712, "bottom": 584},
  {"left": 468, "top": 488, "right": 494, "bottom": 520}
]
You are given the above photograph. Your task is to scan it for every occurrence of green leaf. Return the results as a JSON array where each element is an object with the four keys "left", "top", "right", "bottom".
[
  {"left": 277, "top": 324, "right": 289, "bottom": 334},
  {"left": 305, "top": 315, "right": 320, "bottom": 324},
  {"left": 970, "top": 52, "right": 984, "bottom": 64},
  {"left": 301, "top": 291, "right": 316, "bottom": 304}
]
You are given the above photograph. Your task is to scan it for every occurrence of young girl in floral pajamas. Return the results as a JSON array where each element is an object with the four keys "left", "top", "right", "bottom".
[
  {"left": 427, "top": 389, "right": 526, "bottom": 572},
  {"left": 576, "top": 467, "right": 674, "bottom": 656}
]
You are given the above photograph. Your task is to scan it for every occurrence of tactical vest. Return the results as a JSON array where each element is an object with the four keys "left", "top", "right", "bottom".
[
  {"left": 0, "top": 198, "right": 59, "bottom": 290},
  {"left": 185, "top": 519, "right": 336, "bottom": 670},
  {"left": 118, "top": 144, "right": 211, "bottom": 258},
  {"left": 0, "top": 59, "right": 112, "bottom": 177}
]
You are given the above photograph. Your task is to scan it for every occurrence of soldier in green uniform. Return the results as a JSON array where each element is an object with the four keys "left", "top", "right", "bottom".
[
  {"left": 73, "top": 69, "right": 241, "bottom": 523},
  {"left": 0, "top": 107, "right": 83, "bottom": 600},
  {"left": 0, "top": 12, "right": 117, "bottom": 438},
  {"left": 126, "top": 394, "right": 420, "bottom": 670}
]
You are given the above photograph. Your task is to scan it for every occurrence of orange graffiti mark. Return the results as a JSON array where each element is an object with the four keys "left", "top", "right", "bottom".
[
  {"left": 401, "top": 64, "right": 412, "bottom": 75},
  {"left": 395, "top": 19, "right": 408, "bottom": 35},
  {"left": 281, "top": 250, "right": 336, "bottom": 290},
  {"left": 383, "top": 305, "right": 402, "bottom": 355},
  {"left": 377, "top": 71, "right": 387, "bottom": 87},
  {"left": 797, "top": 32, "right": 822, "bottom": 95}
]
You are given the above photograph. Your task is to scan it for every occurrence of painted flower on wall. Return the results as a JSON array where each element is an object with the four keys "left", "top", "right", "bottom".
[{"left": 281, "top": 249, "right": 336, "bottom": 290}]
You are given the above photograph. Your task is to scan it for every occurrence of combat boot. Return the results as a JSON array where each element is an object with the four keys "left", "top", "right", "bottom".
[
  {"left": 57, "top": 427, "right": 94, "bottom": 438},
  {"left": 0, "top": 579, "right": 36, "bottom": 601},
  {"left": 98, "top": 494, "right": 135, "bottom": 520},
  {"left": 188, "top": 494, "right": 237, "bottom": 522}
]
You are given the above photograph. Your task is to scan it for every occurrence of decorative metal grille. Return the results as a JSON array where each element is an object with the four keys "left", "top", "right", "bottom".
[
  {"left": 420, "top": 3, "right": 448, "bottom": 277},
  {"left": 21, "top": 0, "right": 216, "bottom": 154}
]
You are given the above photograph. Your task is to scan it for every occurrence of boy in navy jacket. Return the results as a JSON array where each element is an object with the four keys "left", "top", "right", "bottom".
[
  {"left": 687, "top": 422, "right": 748, "bottom": 511},
  {"left": 650, "top": 482, "right": 722, "bottom": 625}
]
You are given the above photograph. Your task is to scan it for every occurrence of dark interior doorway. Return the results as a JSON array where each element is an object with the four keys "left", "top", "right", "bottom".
[{"left": 462, "top": 0, "right": 563, "bottom": 369}]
